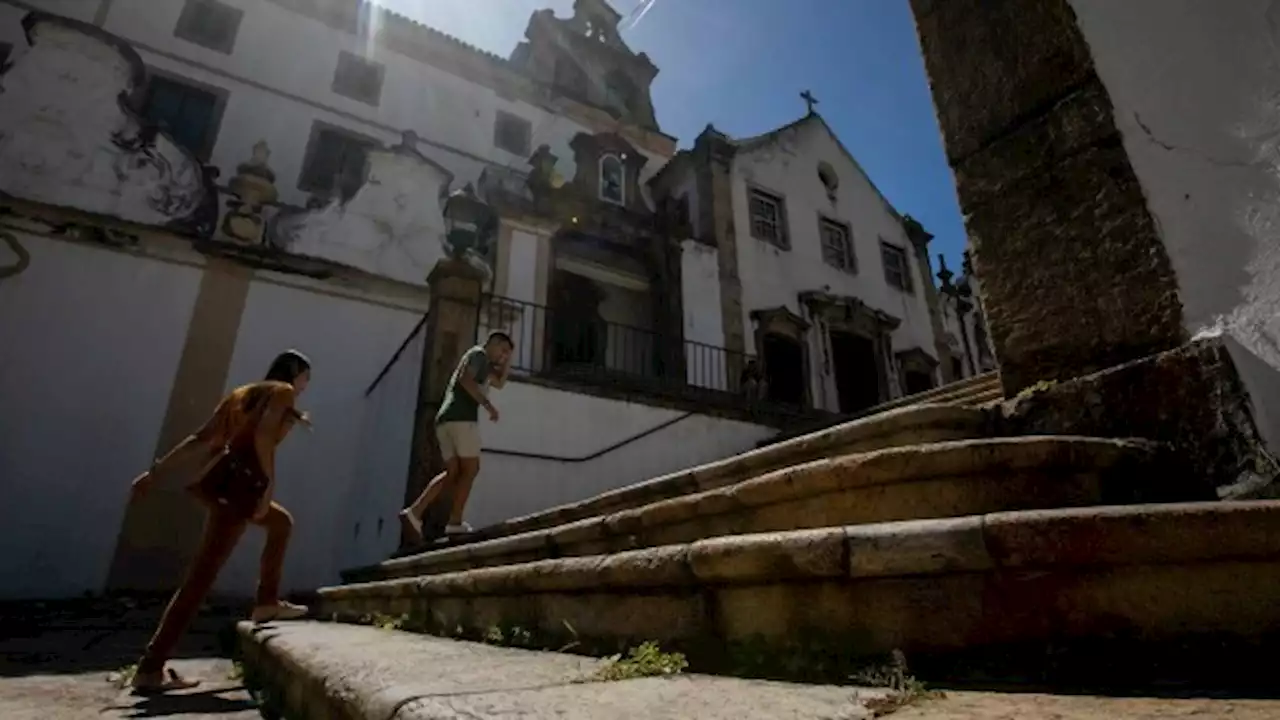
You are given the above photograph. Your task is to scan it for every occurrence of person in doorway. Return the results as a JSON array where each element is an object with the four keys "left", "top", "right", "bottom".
[
  {"left": 127, "top": 350, "right": 314, "bottom": 693},
  {"left": 399, "top": 331, "right": 513, "bottom": 544}
]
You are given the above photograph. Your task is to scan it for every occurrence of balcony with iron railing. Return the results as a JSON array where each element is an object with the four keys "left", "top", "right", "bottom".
[{"left": 475, "top": 294, "right": 811, "bottom": 420}]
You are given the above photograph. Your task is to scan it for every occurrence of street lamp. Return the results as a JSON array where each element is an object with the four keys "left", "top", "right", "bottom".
[
  {"left": 442, "top": 182, "right": 498, "bottom": 262},
  {"left": 937, "top": 253, "right": 977, "bottom": 378}
]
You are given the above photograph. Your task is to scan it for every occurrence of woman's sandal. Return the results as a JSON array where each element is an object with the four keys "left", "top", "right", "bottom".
[{"left": 131, "top": 667, "right": 201, "bottom": 695}]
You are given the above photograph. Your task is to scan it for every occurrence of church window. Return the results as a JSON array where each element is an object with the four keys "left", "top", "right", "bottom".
[
  {"left": 174, "top": 0, "right": 243, "bottom": 55},
  {"left": 298, "top": 121, "right": 377, "bottom": 198},
  {"left": 819, "top": 216, "right": 855, "bottom": 273},
  {"left": 880, "top": 240, "right": 914, "bottom": 293},
  {"left": 331, "top": 50, "right": 385, "bottom": 107},
  {"left": 748, "top": 187, "right": 789, "bottom": 248},
  {"left": 493, "top": 111, "right": 532, "bottom": 157},
  {"left": 139, "top": 74, "right": 227, "bottom": 161},
  {"left": 604, "top": 70, "right": 637, "bottom": 116},
  {"left": 599, "top": 154, "right": 626, "bottom": 205},
  {"left": 555, "top": 56, "right": 588, "bottom": 97}
]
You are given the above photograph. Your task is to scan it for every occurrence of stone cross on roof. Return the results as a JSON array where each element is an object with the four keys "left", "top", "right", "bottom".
[{"left": 801, "top": 89, "right": 819, "bottom": 115}]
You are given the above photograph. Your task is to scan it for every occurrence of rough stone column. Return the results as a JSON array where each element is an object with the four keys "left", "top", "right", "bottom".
[
  {"left": 902, "top": 216, "right": 954, "bottom": 384},
  {"left": 909, "top": 0, "right": 1186, "bottom": 395},
  {"left": 402, "top": 258, "right": 484, "bottom": 545}
]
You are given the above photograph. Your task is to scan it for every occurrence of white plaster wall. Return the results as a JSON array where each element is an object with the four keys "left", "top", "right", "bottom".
[
  {"left": 340, "top": 322, "right": 424, "bottom": 573},
  {"left": 1, "top": 0, "right": 670, "bottom": 208},
  {"left": 730, "top": 121, "right": 937, "bottom": 409},
  {"left": 213, "top": 277, "right": 421, "bottom": 595},
  {"left": 0, "top": 232, "right": 201, "bottom": 599},
  {"left": 680, "top": 239, "right": 728, "bottom": 388},
  {"left": 1070, "top": 0, "right": 1280, "bottom": 454},
  {"left": 460, "top": 381, "right": 775, "bottom": 528}
]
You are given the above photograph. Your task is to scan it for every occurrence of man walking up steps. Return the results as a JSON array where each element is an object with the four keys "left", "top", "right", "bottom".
[{"left": 399, "top": 331, "right": 513, "bottom": 544}]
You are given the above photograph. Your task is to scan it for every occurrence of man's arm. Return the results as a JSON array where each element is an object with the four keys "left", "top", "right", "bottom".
[{"left": 456, "top": 351, "right": 496, "bottom": 413}]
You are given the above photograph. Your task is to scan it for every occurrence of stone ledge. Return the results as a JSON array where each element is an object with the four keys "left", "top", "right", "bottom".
[
  {"left": 371, "top": 435, "right": 1149, "bottom": 581},
  {"left": 237, "top": 622, "right": 868, "bottom": 720},
  {"left": 326, "top": 501, "right": 1280, "bottom": 603}
]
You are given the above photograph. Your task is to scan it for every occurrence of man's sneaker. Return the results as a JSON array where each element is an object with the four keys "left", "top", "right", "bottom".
[
  {"left": 444, "top": 522, "right": 473, "bottom": 535},
  {"left": 251, "top": 601, "right": 309, "bottom": 623}
]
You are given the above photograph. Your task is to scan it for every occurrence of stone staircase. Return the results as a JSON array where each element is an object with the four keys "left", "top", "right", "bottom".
[
  {"left": 241, "top": 374, "right": 1280, "bottom": 718},
  {"left": 759, "top": 370, "right": 1003, "bottom": 448}
]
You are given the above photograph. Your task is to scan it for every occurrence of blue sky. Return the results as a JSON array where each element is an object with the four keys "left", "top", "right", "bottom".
[{"left": 380, "top": 0, "right": 967, "bottom": 274}]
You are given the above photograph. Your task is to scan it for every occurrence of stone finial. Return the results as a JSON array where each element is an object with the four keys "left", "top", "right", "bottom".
[
  {"left": 222, "top": 140, "right": 279, "bottom": 244},
  {"left": 526, "top": 144, "right": 560, "bottom": 199}
]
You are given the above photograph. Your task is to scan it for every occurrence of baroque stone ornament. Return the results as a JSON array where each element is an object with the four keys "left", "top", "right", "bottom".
[
  {"left": 0, "top": 13, "right": 210, "bottom": 229},
  {"left": 268, "top": 130, "right": 455, "bottom": 285},
  {"left": 222, "top": 141, "right": 278, "bottom": 245}
]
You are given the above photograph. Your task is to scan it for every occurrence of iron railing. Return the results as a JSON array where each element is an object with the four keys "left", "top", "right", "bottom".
[{"left": 477, "top": 294, "right": 752, "bottom": 399}]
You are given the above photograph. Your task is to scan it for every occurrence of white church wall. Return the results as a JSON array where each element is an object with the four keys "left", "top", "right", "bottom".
[
  {"left": 212, "top": 273, "right": 423, "bottom": 596},
  {"left": 680, "top": 239, "right": 727, "bottom": 388},
  {"left": 1070, "top": 0, "right": 1280, "bottom": 456},
  {"left": 461, "top": 380, "right": 776, "bottom": 529},
  {"left": 730, "top": 120, "right": 938, "bottom": 409},
  {"left": 0, "top": 230, "right": 201, "bottom": 599}
]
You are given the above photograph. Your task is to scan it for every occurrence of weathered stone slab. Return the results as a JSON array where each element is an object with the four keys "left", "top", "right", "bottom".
[
  {"left": 847, "top": 516, "right": 993, "bottom": 577},
  {"left": 238, "top": 622, "right": 868, "bottom": 720},
  {"left": 1000, "top": 338, "right": 1277, "bottom": 498},
  {"left": 689, "top": 528, "right": 847, "bottom": 582}
]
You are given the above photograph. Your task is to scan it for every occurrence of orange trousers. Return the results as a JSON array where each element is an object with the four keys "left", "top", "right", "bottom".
[{"left": 138, "top": 501, "right": 292, "bottom": 674}]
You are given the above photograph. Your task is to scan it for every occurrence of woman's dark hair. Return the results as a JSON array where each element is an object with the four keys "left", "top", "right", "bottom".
[{"left": 264, "top": 349, "right": 312, "bottom": 384}]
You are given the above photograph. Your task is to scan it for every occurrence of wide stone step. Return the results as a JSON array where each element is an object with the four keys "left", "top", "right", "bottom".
[
  {"left": 320, "top": 500, "right": 1280, "bottom": 674},
  {"left": 370, "top": 405, "right": 992, "bottom": 565},
  {"left": 760, "top": 373, "right": 1002, "bottom": 447},
  {"left": 237, "top": 622, "right": 878, "bottom": 720},
  {"left": 360, "top": 436, "right": 1156, "bottom": 582}
]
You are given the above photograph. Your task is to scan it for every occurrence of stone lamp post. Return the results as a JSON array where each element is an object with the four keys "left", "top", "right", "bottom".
[
  {"left": 937, "top": 253, "right": 977, "bottom": 377},
  {"left": 442, "top": 182, "right": 498, "bottom": 278}
]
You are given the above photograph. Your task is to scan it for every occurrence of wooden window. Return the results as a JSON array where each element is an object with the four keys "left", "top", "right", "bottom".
[
  {"left": 819, "top": 216, "right": 855, "bottom": 272},
  {"left": 298, "top": 122, "right": 377, "bottom": 197},
  {"left": 331, "top": 50, "right": 385, "bottom": 107},
  {"left": 493, "top": 111, "right": 532, "bottom": 157},
  {"left": 748, "top": 187, "right": 788, "bottom": 248},
  {"left": 139, "top": 74, "right": 226, "bottom": 160},
  {"left": 880, "top": 240, "right": 914, "bottom": 293},
  {"left": 174, "top": 0, "right": 243, "bottom": 55}
]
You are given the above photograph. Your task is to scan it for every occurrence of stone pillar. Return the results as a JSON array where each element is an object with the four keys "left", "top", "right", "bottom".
[
  {"left": 692, "top": 125, "right": 746, "bottom": 380},
  {"left": 902, "top": 216, "right": 954, "bottom": 384},
  {"left": 909, "top": 0, "right": 1186, "bottom": 395},
  {"left": 402, "top": 258, "right": 485, "bottom": 545}
]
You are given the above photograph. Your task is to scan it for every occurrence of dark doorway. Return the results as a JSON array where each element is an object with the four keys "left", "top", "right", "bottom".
[
  {"left": 902, "top": 370, "right": 935, "bottom": 396},
  {"left": 829, "top": 330, "right": 881, "bottom": 413},
  {"left": 550, "top": 271, "right": 605, "bottom": 368},
  {"left": 762, "top": 333, "right": 806, "bottom": 406}
]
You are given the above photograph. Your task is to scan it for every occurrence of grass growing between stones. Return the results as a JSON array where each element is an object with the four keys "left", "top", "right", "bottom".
[
  {"left": 107, "top": 662, "right": 138, "bottom": 689},
  {"left": 592, "top": 641, "right": 689, "bottom": 681},
  {"left": 850, "top": 650, "right": 944, "bottom": 718}
]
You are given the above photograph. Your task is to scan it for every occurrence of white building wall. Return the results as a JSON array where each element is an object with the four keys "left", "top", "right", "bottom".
[
  {"left": 0, "top": 231, "right": 201, "bottom": 598},
  {"left": 0, "top": 0, "right": 671, "bottom": 211},
  {"left": 1070, "top": 0, "right": 1280, "bottom": 455},
  {"left": 213, "top": 275, "right": 421, "bottom": 595},
  {"left": 680, "top": 239, "right": 727, "bottom": 388},
  {"left": 461, "top": 381, "right": 775, "bottom": 529},
  {"left": 730, "top": 121, "right": 938, "bottom": 409}
]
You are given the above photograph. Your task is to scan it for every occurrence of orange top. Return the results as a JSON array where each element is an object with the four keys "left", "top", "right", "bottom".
[{"left": 195, "top": 381, "right": 298, "bottom": 477}]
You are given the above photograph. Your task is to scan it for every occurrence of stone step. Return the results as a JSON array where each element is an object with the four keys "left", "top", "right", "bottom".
[
  {"left": 320, "top": 500, "right": 1280, "bottom": 675},
  {"left": 236, "top": 621, "right": 880, "bottom": 720},
  {"left": 760, "top": 372, "right": 1002, "bottom": 447},
  {"left": 366, "top": 405, "right": 994, "bottom": 568},
  {"left": 359, "top": 436, "right": 1157, "bottom": 583}
]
